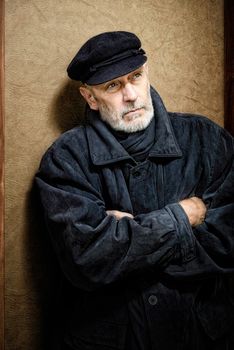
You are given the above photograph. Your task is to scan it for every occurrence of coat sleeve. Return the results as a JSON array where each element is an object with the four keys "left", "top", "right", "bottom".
[
  {"left": 164, "top": 127, "right": 234, "bottom": 279},
  {"left": 35, "top": 141, "right": 194, "bottom": 291}
]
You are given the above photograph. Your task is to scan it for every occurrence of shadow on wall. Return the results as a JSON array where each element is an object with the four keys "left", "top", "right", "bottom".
[
  {"left": 52, "top": 79, "right": 87, "bottom": 132},
  {"left": 24, "top": 82, "right": 88, "bottom": 349}
]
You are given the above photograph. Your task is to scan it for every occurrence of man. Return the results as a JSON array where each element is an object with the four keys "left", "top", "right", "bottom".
[{"left": 36, "top": 31, "right": 234, "bottom": 350}]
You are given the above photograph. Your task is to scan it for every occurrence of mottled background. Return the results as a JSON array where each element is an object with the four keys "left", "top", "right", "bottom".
[{"left": 5, "top": 0, "right": 224, "bottom": 349}]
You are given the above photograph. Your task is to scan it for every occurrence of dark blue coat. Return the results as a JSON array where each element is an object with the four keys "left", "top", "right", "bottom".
[{"left": 36, "top": 88, "right": 234, "bottom": 350}]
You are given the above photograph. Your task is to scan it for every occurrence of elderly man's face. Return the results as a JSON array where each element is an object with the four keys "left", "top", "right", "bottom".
[{"left": 80, "top": 64, "right": 154, "bottom": 133}]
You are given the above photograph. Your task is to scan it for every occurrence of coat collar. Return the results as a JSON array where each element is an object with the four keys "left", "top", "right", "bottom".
[{"left": 85, "top": 86, "right": 182, "bottom": 166}]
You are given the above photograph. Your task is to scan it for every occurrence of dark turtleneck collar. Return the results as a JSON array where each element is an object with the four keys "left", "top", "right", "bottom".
[{"left": 110, "top": 117, "right": 155, "bottom": 162}]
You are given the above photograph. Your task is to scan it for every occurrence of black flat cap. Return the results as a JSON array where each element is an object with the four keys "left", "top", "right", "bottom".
[{"left": 67, "top": 31, "right": 147, "bottom": 85}]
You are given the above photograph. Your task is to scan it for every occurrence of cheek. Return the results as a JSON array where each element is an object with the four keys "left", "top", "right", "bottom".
[
  {"left": 101, "top": 102, "right": 113, "bottom": 113},
  {"left": 97, "top": 93, "right": 126, "bottom": 115},
  {"left": 105, "top": 100, "right": 121, "bottom": 114},
  {"left": 135, "top": 83, "right": 148, "bottom": 100}
]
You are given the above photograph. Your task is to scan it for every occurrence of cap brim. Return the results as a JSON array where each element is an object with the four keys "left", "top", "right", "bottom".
[{"left": 86, "top": 55, "right": 147, "bottom": 85}]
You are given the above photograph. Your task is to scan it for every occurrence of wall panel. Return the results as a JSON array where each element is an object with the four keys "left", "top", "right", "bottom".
[{"left": 5, "top": 1, "right": 224, "bottom": 349}]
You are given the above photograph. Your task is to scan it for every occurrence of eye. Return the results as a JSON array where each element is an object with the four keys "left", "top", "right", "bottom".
[
  {"left": 132, "top": 71, "right": 143, "bottom": 81},
  {"left": 106, "top": 81, "right": 120, "bottom": 91}
]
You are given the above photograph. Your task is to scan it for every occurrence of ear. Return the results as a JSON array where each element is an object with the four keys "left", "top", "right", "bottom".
[{"left": 79, "top": 86, "right": 99, "bottom": 111}]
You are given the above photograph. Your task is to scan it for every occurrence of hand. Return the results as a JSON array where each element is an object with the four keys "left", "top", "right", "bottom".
[
  {"left": 179, "top": 196, "right": 207, "bottom": 227},
  {"left": 106, "top": 210, "right": 134, "bottom": 221}
]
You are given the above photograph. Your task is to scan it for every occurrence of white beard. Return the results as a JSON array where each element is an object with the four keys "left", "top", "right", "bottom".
[{"left": 98, "top": 87, "right": 154, "bottom": 133}]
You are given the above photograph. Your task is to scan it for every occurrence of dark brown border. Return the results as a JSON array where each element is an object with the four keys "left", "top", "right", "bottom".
[
  {"left": 0, "top": 0, "right": 4, "bottom": 348},
  {"left": 224, "top": 0, "right": 234, "bottom": 136}
]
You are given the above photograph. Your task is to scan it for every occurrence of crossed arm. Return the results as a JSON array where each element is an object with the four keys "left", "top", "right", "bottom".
[
  {"left": 36, "top": 127, "right": 234, "bottom": 290},
  {"left": 107, "top": 196, "right": 207, "bottom": 227}
]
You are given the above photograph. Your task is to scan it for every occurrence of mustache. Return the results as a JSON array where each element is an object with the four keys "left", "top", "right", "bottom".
[{"left": 121, "top": 103, "right": 145, "bottom": 118}]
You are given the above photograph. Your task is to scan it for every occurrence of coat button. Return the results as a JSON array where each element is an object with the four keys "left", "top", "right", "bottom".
[
  {"left": 133, "top": 171, "right": 141, "bottom": 177},
  {"left": 148, "top": 295, "right": 158, "bottom": 305}
]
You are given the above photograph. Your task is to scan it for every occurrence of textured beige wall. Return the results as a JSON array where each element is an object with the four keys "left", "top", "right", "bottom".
[{"left": 5, "top": 0, "right": 224, "bottom": 349}]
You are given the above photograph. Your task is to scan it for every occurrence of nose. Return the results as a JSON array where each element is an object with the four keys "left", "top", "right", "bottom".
[{"left": 122, "top": 83, "right": 137, "bottom": 102}]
